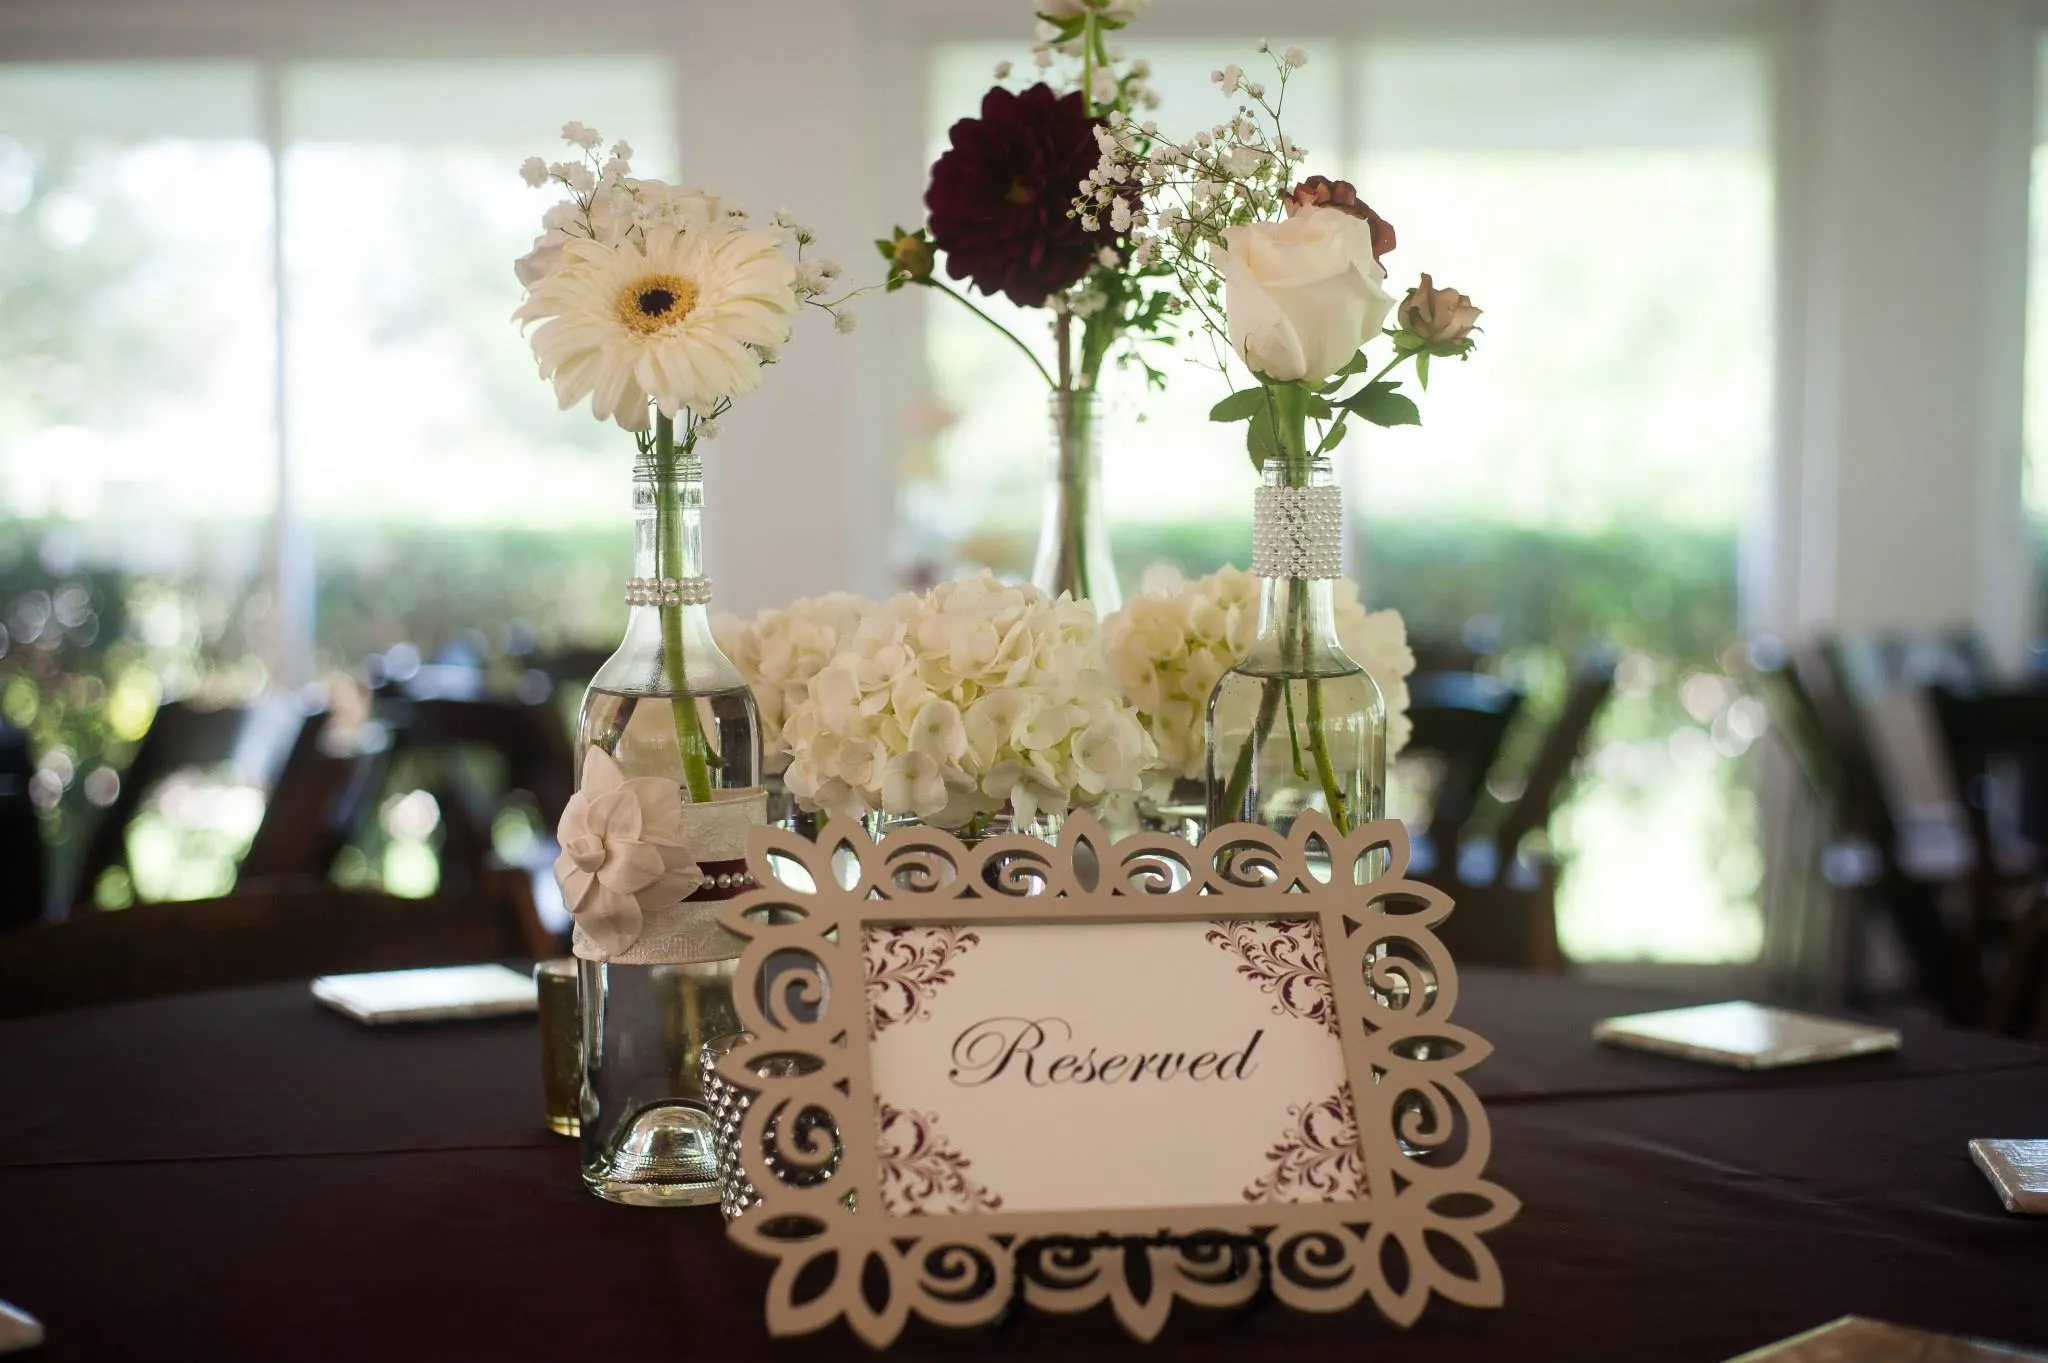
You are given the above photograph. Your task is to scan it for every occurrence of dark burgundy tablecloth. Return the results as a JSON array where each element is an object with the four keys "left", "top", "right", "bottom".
[{"left": 2, "top": 968, "right": 2045, "bottom": 1362}]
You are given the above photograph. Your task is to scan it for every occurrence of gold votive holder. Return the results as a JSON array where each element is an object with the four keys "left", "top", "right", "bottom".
[{"left": 534, "top": 959, "right": 581, "bottom": 1138}]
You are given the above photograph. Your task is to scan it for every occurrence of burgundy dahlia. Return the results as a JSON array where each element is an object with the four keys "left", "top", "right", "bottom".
[{"left": 925, "top": 84, "right": 1117, "bottom": 308}]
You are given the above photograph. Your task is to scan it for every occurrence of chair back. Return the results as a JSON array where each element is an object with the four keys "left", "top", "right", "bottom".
[
  {"left": 0, "top": 869, "right": 550, "bottom": 1020},
  {"left": 1400, "top": 671, "right": 1524, "bottom": 863},
  {"left": 0, "top": 720, "right": 42, "bottom": 928},
  {"left": 367, "top": 694, "right": 576, "bottom": 890},
  {"left": 1925, "top": 683, "right": 2048, "bottom": 1035},
  {"left": 238, "top": 711, "right": 375, "bottom": 883},
  {"left": 1490, "top": 654, "right": 1617, "bottom": 864},
  {"left": 60, "top": 697, "right": 311, "bottom": 916},
  {"left": 1795, "top": 638, "right": 1979, "bottom": 1019}
]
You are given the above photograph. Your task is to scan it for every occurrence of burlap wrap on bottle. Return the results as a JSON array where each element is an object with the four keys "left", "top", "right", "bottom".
[{"left": 570, "top": 786, "right": 766, "bottom": 966}]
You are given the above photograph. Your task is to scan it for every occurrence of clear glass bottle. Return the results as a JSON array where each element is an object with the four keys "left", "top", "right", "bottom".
[
  {"left": 1031, "top": 388, "right": 1122, "bottom": 616},
  {"left": 575, "top": 450, "right": 762, "bottom": 1206},
  {"left": 1205, "top": 456, "right": 1386, "bottom": 843}
]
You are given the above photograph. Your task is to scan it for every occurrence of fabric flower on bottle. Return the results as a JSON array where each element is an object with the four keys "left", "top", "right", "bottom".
[
  {"left": 1103, "top": 566, "right": 1415, "bottom": 784},
  {"left": 781, "top": 573, "right": 1155, "bottom": 826},
  {"left": 553, "top": 746, "right": 706, "bottom": 958}
]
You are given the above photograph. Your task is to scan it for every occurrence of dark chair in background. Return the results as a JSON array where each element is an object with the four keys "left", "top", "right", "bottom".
[
  {"left": 57, "top": 697, "right": 316, "bottom": 918},
  {"left": 1433, "top": 654, "right": 1616, "bottom": 973},
  {"left": 0, "top": 719, "right": 42, "bottom": 928},
  {"left": 1925, "top": 684, "right": 2048, "bottom": 1038},
  {"left": 237, "top": 711, "right": 376, "bottom": 885},
  {"left": 0, "top": 868, "right": 550, "bottom": 1020},
  {"left": 1399, "top": 670, "right": 1524, "bottom": 877},
  {"left": 1784, "top": 637, "right": 1975, "bottom": 1020},
  {"left": 367, "top": 693, "right": 576, "bottom": 892}
]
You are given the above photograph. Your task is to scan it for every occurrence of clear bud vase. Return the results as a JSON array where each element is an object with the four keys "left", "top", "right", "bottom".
[
  {"left": 573, "top": 447, "right": 765, "bottom": 1206},
  {"left": 1031, "top": 388, "right": 1121, "bottom": 617},
  {"left": 1205, "top": 454, "right": 1386, "bottom": 844}
]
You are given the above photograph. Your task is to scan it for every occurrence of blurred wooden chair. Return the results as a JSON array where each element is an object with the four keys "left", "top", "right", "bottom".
[
  {"left": 1399, "top": 671, "right": 1524, "bottom": 877},
  {"left": 1998, "top": 891, "right": 2048, "bottom": 1043},
  {"left": 368, "top": 694, "right": 576, "bottom": 890},
  {"left": 1925, "top": 683, "right": 2048, "bottom": 1037},
  {"left": 1433, "top": 655, "right": 1616, "bottom": 973},
  {"left": 0, "top": 868, "right": 549, "bottom": 1020},
  {"left": 237, "top": 711, "right": 376, "bottom": 884},
  {"left": 59, "top": 696, "right": 315, "bottom": 918},
  {"left": 1786, "top": 638, "right": 1977, "bottom": 1021},
  {"left": 0, "top": 719, "right": 42, "bottom": 929}
]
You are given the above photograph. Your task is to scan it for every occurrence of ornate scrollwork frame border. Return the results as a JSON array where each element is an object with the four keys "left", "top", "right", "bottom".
[{"left": 715, "top": 813, "right": 1517, "bottom": 1347}]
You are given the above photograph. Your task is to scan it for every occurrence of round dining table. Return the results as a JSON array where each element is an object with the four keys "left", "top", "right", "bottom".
[{"left": 2, "top": 967, "right": 2045, "bottom": 1362}]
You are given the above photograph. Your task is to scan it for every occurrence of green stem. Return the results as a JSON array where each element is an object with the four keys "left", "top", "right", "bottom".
[
  {"left": 1283, "top": 679, "right": 1308, "bottom": 780},
  {"left": 1319, "top": 350, "right": 1416, "bottom": 454},
  {"left": 652, "top": 413, "right": 714, "bottom": 803},
  {"left": 924, "top": 279, "right": 1056, "bottom": 388},
  {"left": 1306, "top": 675, "right": 1350, "bottom": 832},
  {"left": 1217, "top": 681, "right": 1282, "bottom": 822},
  {"left": 1220, "top": 382, "right": 1354, "bottom": 831},
  {"left": 1081, "top": 14, "right": 1098, "bottom": 116}
]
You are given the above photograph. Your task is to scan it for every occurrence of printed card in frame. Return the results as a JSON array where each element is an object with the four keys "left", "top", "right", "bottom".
[{"left": 714, "top": 813, "right": 1517, "bottom": 1347}]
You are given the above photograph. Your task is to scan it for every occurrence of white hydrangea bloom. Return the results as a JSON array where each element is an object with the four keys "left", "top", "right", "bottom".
[
  {"left": 713, "top": 593, "right": 873, "bottom": 776},
  {"left": 780, "top": 573, "right": 1155, "bottom": 827},
  {"left": 1102, "top": 566, "right": 1414, "bottom": 784}
]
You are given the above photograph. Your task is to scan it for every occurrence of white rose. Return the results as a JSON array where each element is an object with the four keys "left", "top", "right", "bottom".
[{"left": 1215, "top": 206, "right": 1396, "bottom": 383}]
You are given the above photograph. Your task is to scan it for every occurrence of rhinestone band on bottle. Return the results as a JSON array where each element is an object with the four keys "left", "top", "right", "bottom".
[
  {"left": 1250, "top": 485, "right": 1343, "bottom": 579},
  {"left": 624, "top": 575, "right": 713, "bottom": 607}
]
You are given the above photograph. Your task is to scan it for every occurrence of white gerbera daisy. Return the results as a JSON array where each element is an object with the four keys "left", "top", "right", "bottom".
[{"left": 515, "top": 220, "right": 798, "bottom": 430}]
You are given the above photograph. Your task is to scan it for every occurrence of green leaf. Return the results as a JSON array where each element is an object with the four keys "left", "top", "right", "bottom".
[
  {"left": 1416, "top": 351, "right": 1431, "bottom": 390},
  {"left": 1247, "top": 402, "right": 1284, "bottom": 469},
  {"left": 1301, "top": 394, "right": 1334, "bottom": 419},
  {"left": 1208, "top": 387, "right": 1268, "bottom": 424},
  {"left": 1339, "top": 381, "right": 1421, "bottom": 429}
]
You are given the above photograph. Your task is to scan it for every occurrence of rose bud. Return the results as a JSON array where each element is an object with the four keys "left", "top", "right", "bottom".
[
  {"left": 1284, "top": 175, "right": 1395, "bottom": 262},
  {"left": 1398, "top": 274, "right": 1481, "bottom": 349}
]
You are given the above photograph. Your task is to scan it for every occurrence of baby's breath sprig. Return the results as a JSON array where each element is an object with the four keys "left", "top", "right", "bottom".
[{"left": 1078, "top": 43, "right": 1311, "bottom": 379}]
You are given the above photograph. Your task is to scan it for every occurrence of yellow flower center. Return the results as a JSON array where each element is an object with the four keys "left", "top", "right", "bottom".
[{"left": 615, "top": 273, "right": 697, "bottom": 333}]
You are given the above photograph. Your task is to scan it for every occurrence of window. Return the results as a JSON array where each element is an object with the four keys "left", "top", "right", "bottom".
[
  {"left": 1351, "top": 37, "right": 1773, "bottom": 962},
  {"left": 0, "top": 57, "right": 672, "bottom": 899},
  {"left": 914, "top": 32, "right": 1774, "bottom": 962},
  {"left": 280, "top": 60, "right": 674, "bottom": 669}
]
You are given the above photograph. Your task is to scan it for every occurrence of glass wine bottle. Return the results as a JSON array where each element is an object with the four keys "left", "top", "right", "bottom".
[
  {"left": 573, "top": 434, "right": 763, "bottom": 1206},
  {"left": 1205, "top": 453, "right": 1386, "bottom": 844}
]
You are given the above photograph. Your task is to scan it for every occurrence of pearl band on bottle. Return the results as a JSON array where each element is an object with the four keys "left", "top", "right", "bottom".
[
  {"left": 1251, "top": 485, "right": 1343, "bottom": 579},
  {"left": 624, "top": 575, "right": 714, "bottom": 607}
]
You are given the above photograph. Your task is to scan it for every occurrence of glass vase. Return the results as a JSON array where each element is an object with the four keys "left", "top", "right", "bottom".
[
  {"left": 1205, "top": 455, "right": 1386, "bottom": 846},
  {"left": 1031, "top": 388, "right": 1121, "bottom": 616},
  {"left": 573, "top": 448, "right": 764, "bottom": 1207}
]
